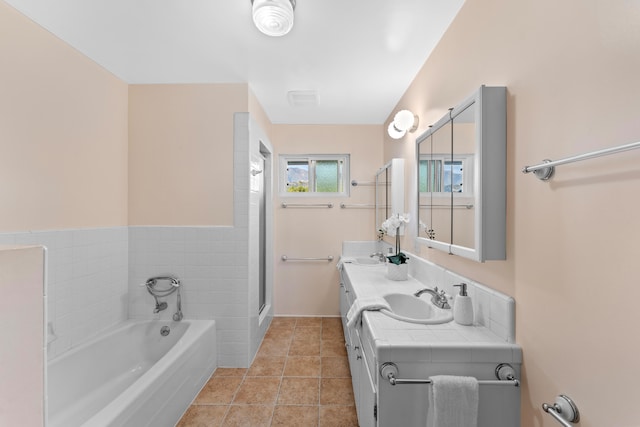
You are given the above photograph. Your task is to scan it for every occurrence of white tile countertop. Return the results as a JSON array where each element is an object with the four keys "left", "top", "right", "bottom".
[{"left": 340, "top": 259, "right": 522, "bottom": 365}]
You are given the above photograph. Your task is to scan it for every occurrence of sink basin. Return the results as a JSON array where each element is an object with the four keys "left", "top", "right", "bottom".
[
  {"left": 381, "top": 293, "right": 453, "bottom": 324},
  {"left": 352, "top": 257, "right": 383, "bottom": 265}
]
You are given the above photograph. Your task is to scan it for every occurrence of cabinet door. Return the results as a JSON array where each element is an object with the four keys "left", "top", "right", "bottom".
[{"left": 357, "top": 349, "right": 377, "bottom": 427}]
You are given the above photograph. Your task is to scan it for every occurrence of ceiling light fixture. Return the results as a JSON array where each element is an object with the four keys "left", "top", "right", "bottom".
[
  {"left": 252, "top": 0, "right": 296, "bottom": 37},
  {"left": 388, "top": 109, "right": 419, "bottom": 139}
]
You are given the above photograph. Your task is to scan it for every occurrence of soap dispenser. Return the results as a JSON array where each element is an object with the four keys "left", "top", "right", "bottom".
[{"left": 453, "top": 283, "right": 474, "bottom": 326}]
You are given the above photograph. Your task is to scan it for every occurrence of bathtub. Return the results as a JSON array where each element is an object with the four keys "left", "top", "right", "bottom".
[{"left": 47, "top": 320, "right": 217, "bottom": 427}]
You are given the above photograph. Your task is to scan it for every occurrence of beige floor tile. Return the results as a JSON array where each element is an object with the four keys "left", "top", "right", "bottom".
[
  {"left": 294, "top": 317, "right": 322, "bottom": 327},
  {"left": 283, "top": 356, "right": 321, "bottom": 377},
  {"left": 257, "top": 337, "right": 291, "bottom": 357},
  {"left": 222, "top": 405, "right": 274, "bottom": 427},
  {"left": 247, "top": 356, "right": 286, "bottom": 377},
  {"left": 321, "top": 357, "right": 351, "bottom": 378},
  {"left": 271, "top": 405, "right": 319, "bottom": 427},
  {"left": 321, "top": 324, "right": 344, "bottom": 341},
  {"left": 264, "top": 327, "right": 294, "bottom": 340},
  {"left": 269, "top": 317, "right": 296, "bottom": 330},
  {"left": 293, "top": 326, "right": 321, "bottom": 341},
  {"left": 319, "top": 405, "right": 358, "bottom": 427},
  {"left": 277, "top": 377, "right": 320, "bottom": 405},
  {"left": 289, "top": 338, "right": 321, "bottom": 356},
  {"left": 320, "top": 378, "right": 355, "bottom": 405},
  {"left": 213, "top": 368, "right": 247, "bottom": 377},
  {"left": 177, "top": 405, "right": 228, "bottom": 427},
  {"left": 194, "top": 377, "right": 243, "bottom": 405},
  {"left": 320, "top": 340, "right": 347, "bottom": 357},
  {"left": 321, "top": 317, "right": 342, "bottom": 328},
  {"left": 233, "top": 377, "right": 281, "bottom": 405}
]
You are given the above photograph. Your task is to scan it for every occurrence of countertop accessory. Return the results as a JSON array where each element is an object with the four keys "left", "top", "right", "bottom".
[
  {"left": 542, "top": 395, "right": 580, "bottom": 426},
  {"left": 453, "top": 283, "right": 474, "bottom": 325}
]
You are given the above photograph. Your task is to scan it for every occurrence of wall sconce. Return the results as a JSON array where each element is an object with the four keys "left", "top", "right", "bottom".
[
  {"left": 252, "top": 0, "right": 296, "bottom": 37},
  {"left": 388, "top": 109, "right": 419, "bottom": 139}
]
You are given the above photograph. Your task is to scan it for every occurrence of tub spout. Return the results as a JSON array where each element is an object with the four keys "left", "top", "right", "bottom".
[{"left": 154, "top": 301, "right": 168, "bottom": 313}]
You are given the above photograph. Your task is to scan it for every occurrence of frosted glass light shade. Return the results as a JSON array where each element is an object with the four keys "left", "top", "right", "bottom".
[
  {"left": 252, "top": 0, "right": 295, "bottom": 37},
  {"left": 393, "top": 110, "right": 417, "bottom": 131},
  {"left": 388, "top": 122, "right": 406, "bottom": 139}
]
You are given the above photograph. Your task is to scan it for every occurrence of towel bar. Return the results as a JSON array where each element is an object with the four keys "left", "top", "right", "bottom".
[
  {"left": 281, "top": 255, "right": 334, "bottom": 262},
  {"left": 281, "top": 202, "right": 333, "bottom": 208},
  {"left": 380, "top": 362, "right": 520, "bottom": 387}
]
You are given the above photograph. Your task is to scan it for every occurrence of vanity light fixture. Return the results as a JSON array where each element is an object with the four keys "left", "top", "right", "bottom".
[
  {"left": 388, "top": 109, "right": 419, "bottom": 139},
  {"left": 251, "top": 0, "right": 296, "bottom": 37}
]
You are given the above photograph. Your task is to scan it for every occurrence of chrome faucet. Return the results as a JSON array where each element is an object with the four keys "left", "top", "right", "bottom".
[
  {"left": 370, "top": 252, "right": 386, "bottom": 262},
  {"left": 414, "top": 287, "right": 451, "bottom": 309},
  {"left": 154, "top": 301, "right": 168, "bottom": 313}
]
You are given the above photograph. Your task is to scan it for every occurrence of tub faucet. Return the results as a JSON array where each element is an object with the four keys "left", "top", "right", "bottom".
[
  {"left": 154, "top": 301, "right": 168, "bottom": 313},
  {"left": 370, "top": 252, "right": 386, "bottom": 262},
  {"left": 414, "top": 287, "right": 451, "bottom": 309}
]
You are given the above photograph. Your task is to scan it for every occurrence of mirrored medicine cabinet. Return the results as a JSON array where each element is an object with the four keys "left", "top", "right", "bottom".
[
  {"left": 375, "top": 158, "right": 405, "bottom": 235},
  {"left": 416, "top": 85, "right": 506, "bottom": 262}
]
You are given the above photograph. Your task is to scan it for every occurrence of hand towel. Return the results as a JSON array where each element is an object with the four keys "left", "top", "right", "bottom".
[
  {"left": 346, "top": 297, "right": 391, "bottom": 328},
  {"left": 427, "top": 375, "right": 479, "bottom": 427}
]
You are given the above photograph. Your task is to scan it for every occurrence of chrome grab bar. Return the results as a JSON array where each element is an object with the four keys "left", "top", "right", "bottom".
[
  {"left": 542, "top": 395, "right": 580, "bottom": 426},
  {"left": 379, "top": 362, "right": 520, "bottom": 387},
  {"left": 340, "top": 203, "right": 376, "bottom": 209},
  {"left": 281, "top": 202, "right": 333, "bottom": 208},
  {"left": 281, "top": 255, "right": 334, "bottom": 262}
]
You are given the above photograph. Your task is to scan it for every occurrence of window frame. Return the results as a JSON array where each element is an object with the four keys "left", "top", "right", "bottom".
[
  {"left": 419, "top": 153, "right": 474, "bottom": 198},
  {"left": 279, "top": 154, "right": 350, "bottom": 197}
]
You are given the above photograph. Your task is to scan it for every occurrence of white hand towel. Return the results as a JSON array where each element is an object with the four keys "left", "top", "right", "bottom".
[
  {"left": 427, "top": 375, "right": 479, "bottom": 427},
  {"left": 346, "top": 297, "right": 391, "bottom": 328}
]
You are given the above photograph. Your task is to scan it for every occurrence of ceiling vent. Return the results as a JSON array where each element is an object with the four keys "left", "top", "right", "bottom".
[{"left": 287, "top": 90, "right": 319, "bottom": 108}]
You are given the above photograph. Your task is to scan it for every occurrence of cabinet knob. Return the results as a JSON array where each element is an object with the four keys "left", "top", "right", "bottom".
[
  {"left": 354, "top": 346, "right": 360, "bottom": 350},
  {"left": 357, "top": 355, "right": 362, "bottom": 360}
]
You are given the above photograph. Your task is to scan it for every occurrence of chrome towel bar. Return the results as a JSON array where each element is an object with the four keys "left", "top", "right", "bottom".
[
  {"left": 542, "top": 395, "right": 580, "bottom": 426},
  {"left": 281, "top": 202, "right": 333, "bottom": 208},
  {"left": 522, "top": 140, "right": 640, "bottom": 180},
  {"left": 281, "top": 255, "right": 334, "bottom": 262},
  {"left": 379, "top": 362, "right": 520, "bottom": 387},
  {"left": 351, "top": 179, "right": 376, "bottom": 186}
]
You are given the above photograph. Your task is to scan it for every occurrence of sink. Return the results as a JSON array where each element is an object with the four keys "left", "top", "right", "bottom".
[
  {"left": 381, "top": 293, "right": 453, "bottom": 324},
  {"left": 352, "top": 257, "right": 383, "bottom": 265}
]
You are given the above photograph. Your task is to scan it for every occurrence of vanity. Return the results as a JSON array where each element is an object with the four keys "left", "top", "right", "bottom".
[{"left": 339, "top": 242, "right": 521, "bottom": 427}]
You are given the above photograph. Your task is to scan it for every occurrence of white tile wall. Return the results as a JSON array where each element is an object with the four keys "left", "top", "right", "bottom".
[{"left": 0, "top": 227, "right": 129, "bottom": 360}]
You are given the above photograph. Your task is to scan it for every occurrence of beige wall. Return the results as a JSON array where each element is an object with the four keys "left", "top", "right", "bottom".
[
  {"left": 272, "top": 125, "right": 383, "bottom": 315},
  {"left": 387, "top": 0, "right": 640, "bottom": 425},
  {"left": 0, "top": 1, "right": 129, "bottom": 232},
  {"left": 128, "top": 84, "right": 249, "bottom": 226}
]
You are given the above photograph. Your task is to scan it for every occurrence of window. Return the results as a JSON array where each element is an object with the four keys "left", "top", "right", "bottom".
[
  {"left": 279, "top": 154, "right": 349, "bottom": 196},
  {"left": 419, "top": 154, "right": 473, "bottom": 195}
]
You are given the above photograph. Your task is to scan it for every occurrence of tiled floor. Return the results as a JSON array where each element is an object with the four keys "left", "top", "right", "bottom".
[{"left": 177, "top": 317, "right": 358, "bottom": 427}]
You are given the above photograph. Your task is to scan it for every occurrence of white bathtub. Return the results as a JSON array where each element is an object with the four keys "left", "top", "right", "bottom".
[{"left": 47, "top": 320, "right": 217, "bottom": 427}]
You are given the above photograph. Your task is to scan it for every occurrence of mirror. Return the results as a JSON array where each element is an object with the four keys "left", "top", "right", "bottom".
[
  {"left": 416, "top": 85, "right": 506, "bottom": 262},
  {"left": 375, "top": 158, "right": 405, "bottom": 235}
]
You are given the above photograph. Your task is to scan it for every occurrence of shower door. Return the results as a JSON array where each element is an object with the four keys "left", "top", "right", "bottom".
[{"left": 258, "top": 154, "right": 266, "bottom": 314}]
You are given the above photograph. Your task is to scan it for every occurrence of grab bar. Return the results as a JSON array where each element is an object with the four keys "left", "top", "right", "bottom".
[
  {"left": 419, "top": 204, "right": 474, "bottom": 209},
  {"left": 351, "top": 180, "right": 376, "bottom": 186},
  {"left": 340, "top": 203, "right": 376, "bottom": 209},
  {"left": 522, "top": 140, "right": 640, "bottom": 180},
  {"left": 281, "top": 202, "right": 333, "bottom": 208},
  {"left": 281, "top": 255, "right": 334, "bottom": 262},
  {"left": 379, "top": 362, "right": 520, "bottom": 387},
  {"left": 542, "top": 395, "right": 580, "bottom": 426}
]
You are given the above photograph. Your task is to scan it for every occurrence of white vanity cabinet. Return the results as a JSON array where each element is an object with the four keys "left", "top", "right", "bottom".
[
  {"left": 339, "top": 257, "right": 522, "bottom": 427},
  {"left": 339, "top": 270, "right": 377, "bottom": 427}
]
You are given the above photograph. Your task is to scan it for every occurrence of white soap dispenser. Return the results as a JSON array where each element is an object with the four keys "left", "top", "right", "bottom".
[{"left": 453, "top": 283, "right": 474, "bottom": 326}]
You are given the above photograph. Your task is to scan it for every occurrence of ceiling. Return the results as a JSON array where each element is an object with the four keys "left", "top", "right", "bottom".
[{"left": 6, "top": 0, "right": 465, "bottom": 125}]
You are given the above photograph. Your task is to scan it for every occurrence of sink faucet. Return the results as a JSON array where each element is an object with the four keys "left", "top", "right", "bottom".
[
  {"left": 369, "top": 252, "right": 386, "bottom": 262},
  {"left": 414, "top": 287, "right": 451, "bottom": 309}
]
